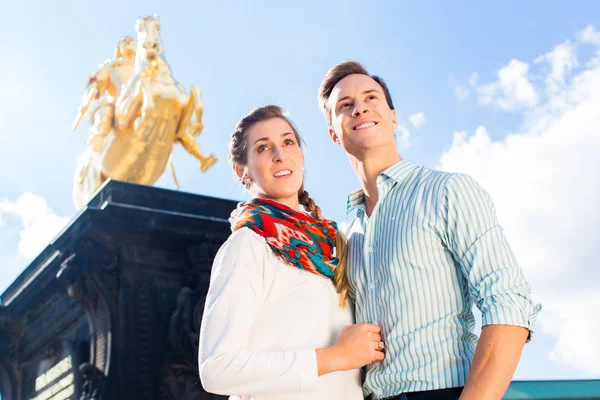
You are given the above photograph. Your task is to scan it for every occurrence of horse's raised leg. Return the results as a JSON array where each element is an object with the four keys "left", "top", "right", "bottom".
[
  {"left": 175, "top": 85, "right": 216, "bottom": 172},
  {"left": 177, "top": 134, "right": 217, "bottom": 172}
]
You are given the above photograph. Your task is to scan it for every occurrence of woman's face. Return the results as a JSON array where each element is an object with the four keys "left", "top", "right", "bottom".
[{"left": 241, "top": 118, "right": 304, "bottom": 209}]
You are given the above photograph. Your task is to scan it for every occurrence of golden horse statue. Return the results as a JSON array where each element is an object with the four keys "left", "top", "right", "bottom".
[{"left": 72, "top": 15, "right": 217, "bottom": 208}]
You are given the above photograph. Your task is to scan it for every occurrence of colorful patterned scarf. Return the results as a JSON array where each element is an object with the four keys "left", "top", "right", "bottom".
[{"left": 230, "top": 198, "right": 339, "bottom": 279}]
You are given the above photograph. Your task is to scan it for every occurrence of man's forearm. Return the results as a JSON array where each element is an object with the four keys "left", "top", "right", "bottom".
[{"left": 460, "top": 324, "right": 529, "bottom": 400}]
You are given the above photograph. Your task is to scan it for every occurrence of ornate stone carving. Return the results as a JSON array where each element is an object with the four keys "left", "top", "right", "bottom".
[
  {"left": 78, "top": 363, "right": 104, "bottom": 400},
  {"left": 56, "top": 239, "right": 119, "bottom": 400},
  {"left": 160, "top": 287, "right": 207, "bottom": 400}
]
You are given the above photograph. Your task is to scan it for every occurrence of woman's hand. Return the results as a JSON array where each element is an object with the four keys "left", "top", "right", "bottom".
[{"left": 316, "top": 323, "right": 385, "bottom": 376}]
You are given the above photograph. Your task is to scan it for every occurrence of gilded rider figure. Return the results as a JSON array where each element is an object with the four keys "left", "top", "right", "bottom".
[
  {"left": 72, "top": 37, "right": 136, "bottom": 153},
  {"left": 71, "top": 16, "right": 217, "bottom": 209}
]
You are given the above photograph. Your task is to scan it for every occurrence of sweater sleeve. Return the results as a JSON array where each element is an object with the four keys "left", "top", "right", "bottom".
[{"left": 198, "top": 228, "right": 319, "bottom": 396}]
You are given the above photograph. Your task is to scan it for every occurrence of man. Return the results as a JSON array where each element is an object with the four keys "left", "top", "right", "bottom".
[
  {"left": 72, "top": 36, "right": 137, "bottom": 152},
  {"left": 318, "top": 61, "right": 541, "bottom": 400}
]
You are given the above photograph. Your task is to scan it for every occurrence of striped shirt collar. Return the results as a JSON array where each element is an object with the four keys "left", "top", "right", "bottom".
[{"left": 346, "top": 159, "right": 418, "bottom": 215}]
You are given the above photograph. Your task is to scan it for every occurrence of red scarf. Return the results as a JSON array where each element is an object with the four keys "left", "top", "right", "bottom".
[{"left": 230, "top": 198, "right": 338, "bottom": 279}]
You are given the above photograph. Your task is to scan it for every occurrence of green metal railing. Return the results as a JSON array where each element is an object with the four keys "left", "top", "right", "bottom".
[{"left": 505, "top": 380, "right": 600, "bottom": 399}]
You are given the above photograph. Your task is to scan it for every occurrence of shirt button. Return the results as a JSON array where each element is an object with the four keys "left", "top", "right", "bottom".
[
  {"left": 368, "top": 246, "right": 374, "bottom": 252},
  {"left": 369, "top": 283, "right": 375, "bottom": 290}
]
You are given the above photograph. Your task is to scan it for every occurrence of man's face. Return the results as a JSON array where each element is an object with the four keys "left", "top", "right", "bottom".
[{"left": 327, "top": 74, "right": 397, "bottom": 158}]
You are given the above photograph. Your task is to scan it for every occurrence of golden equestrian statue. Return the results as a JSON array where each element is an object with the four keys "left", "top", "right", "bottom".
[{"left": 71, "top": 15, "right": 217, "bottom": 208}]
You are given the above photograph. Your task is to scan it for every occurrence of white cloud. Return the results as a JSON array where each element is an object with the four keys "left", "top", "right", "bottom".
[
  {"left": 409, "top": 112, "right": 426, "bottom": 128},
  {"left": 449, "top": 74, "right": 473, "bottom": 101},
  {"left": 468, "top": 73, "right": 478, "bottom": 87},
  {"left": 0, "top": 193, "right": 70, "bottom": 260},
  {"left": 579, "top": 24, "right": 600, "bottom": 45},
  {"left": 395, "top": 125, "right": 411, "bottom": 149},
  {"left": 476, "top": 59, "right": 539, "bottom": 110},
  {"left": 438, "top": 27, "right": 600, "bottom": 376},
  {"left": 535, "top": 41, "right": 578, "bottom": 96},
  {"left": 454, "top": 85, "right": 470, "bottom": 101}
]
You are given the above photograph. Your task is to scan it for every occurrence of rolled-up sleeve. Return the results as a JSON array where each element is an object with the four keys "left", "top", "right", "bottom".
[
  {"left": 442, "top": 173, "right": 542, "bottom": 341},
  {"left": 198, "top": 229, "right": 319, "bottom": 396}
]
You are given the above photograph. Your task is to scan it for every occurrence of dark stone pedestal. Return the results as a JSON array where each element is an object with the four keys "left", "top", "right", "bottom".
[{"left": 0, "top": 180, "right": 238, "bottom": 400}]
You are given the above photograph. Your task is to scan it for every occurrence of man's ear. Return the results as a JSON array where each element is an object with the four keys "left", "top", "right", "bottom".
[
  {"left": 329, "top": 127, "right": 341, "bottom": 145},
  {"left": 391, "top": 109, "right": 398, "bottom": 129}
]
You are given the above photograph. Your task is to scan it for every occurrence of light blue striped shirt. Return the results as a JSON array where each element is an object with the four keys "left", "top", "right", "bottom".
[{"left": 345, "top": 160, "right": 542, "bottom": 399}]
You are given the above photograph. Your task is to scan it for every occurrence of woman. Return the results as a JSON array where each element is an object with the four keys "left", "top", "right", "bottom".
[{"left": 198, "top": 105, "right": 384, "bottom": 399}]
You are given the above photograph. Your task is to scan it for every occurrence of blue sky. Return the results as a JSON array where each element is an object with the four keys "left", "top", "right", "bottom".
[{"left": 1, "top": 0, "right": 599, "bottom": 382}]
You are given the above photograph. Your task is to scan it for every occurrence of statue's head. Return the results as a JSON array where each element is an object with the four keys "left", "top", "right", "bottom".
[
  {"left": 135, "top": 15, "right": 162, "bottom": 61},
  {"left": 115, "top": 36, "right": 136, "bottom": 59}
]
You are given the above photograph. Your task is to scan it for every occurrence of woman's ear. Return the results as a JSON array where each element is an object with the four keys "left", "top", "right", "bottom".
[
  {"left": 234, "top": 164, "right": 245, "bottom": 180},
  {"left": 234, "top": 164, "right": 252, "bottom": 187}
]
